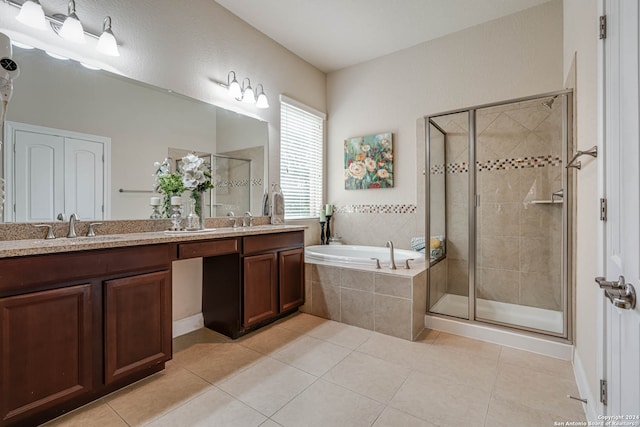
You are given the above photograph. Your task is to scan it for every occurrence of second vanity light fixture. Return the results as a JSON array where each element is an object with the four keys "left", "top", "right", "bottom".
[
  {"left": 13, "top": 0, "right": 120, "bottom": 56},
  {"left": 226, "top": 71, "right": 269, "bottom": 109}
]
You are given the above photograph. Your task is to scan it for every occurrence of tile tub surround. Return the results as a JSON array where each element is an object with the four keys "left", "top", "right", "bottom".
[
  {"left": 43, "top": 313, "right": 586, "bottom": 426},
  {"left": 302, "top": 261, "right": 427, "bottom": 341}
]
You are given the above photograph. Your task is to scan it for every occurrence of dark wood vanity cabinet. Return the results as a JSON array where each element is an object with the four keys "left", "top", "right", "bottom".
[
  {"left": 104, "top": 270, "right": 172, "bottom": 385},
  {"left": 242, "top": 231, "right": 305, "bottom": 330},
  {"left": 0, "top": 284, "right": 93, "bottom": 426},
  {"left": 200, "top": 231, "right": 305, "bottom": 338},
  {"left": 243, "top": 252, "right": 279, "bottom": 327},
  {"left": 0, "top": 244, "right": 174, "bottom": 427}
]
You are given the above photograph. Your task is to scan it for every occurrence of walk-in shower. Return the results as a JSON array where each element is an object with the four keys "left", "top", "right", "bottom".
[{"left": 425, "top": 90, "right": 573, "bottom": 339}]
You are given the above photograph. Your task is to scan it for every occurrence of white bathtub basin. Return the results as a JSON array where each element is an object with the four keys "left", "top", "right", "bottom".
[{"left": 305, "top": 244, "right": 425, "bottom": 267}]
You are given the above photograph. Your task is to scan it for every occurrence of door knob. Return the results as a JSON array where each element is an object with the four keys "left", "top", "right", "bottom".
[
  {"left": 595, "top": 275, "right": 626, "bottom": 289},
  {"left": 597, "top": 276, "right": 637, "bottom": 310}
]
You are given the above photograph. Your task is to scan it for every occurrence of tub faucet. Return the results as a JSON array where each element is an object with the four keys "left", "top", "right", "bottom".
[
  {"left": 67, "top": 213, "right": 79, "bottom": 238},
  {"left": 385, "top": 241, "right": 396, "bottom": 270}
]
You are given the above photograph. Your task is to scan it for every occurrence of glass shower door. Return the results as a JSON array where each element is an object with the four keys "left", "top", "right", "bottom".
[
  {"left": 428, "top": 111, "right": 470, "bottom": 319},
  {"left": 474, "top": 96, "right": 566, "bottom": 335}
]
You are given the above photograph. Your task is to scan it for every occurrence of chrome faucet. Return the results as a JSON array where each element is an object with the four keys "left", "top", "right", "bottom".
[
  {"left": 227, "top": 211, "right": 238, "bottom": 228},
  {"left": 385, "top": 241, "right": 396, "bottom": 270},
  {"left": 243, "top": 211, "right": 254, "bottom": 227},
  {"left": 67, "top": 213, "right": 79, "bottom": 238}
]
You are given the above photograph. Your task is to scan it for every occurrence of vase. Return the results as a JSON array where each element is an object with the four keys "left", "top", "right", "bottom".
[{"left": 191, "top": 190, "right": 206, "bottom": 230}]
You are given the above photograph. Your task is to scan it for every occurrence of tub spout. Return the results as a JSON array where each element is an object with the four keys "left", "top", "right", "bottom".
[{"left": 385, "top": 241, "right": 396, "bottom": 270}]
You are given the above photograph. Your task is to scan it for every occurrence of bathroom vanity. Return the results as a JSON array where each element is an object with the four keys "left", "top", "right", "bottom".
[{"left": 0, "top": 226, "right": 305, "bottom": 426}]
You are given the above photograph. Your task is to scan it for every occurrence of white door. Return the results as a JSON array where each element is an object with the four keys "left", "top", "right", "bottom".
[
  {"left": 6, "top": 122, "right": 108, "bottom": 222},
  {"left": 601, "top": 0, "right": 640, "bottom": 416},
  {"left": 64, "top": 137, "right": 104, "bottom": 221},
  {"left": 14, "top": 130, "right": 65, "bottom": 222}
]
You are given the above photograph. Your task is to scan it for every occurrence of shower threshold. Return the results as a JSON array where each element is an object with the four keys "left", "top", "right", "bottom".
[{"left": 430, "top": 293, "right": 563, "bottom": 334}]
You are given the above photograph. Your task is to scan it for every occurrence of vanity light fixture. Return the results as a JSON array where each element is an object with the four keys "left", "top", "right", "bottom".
[
  {"left": 241, "top": 77, "right": 255, "bottom": 104},
  {"left": 10, "top": 0, "right": 121, "bottom": 57},
  {"left": 227, "top": 71, "right": 242, "bottom": 99},
  {"left": 58, "top": 0, "right": 85, "bottom": 44},
  {"left": 96, "top": 16, "right": 119, "bottom": 56},
  {"left": 255, "top": 84, "right": 269, "bottom": 109},
  {"left": 15, "top": 0, "right": 47, "bottom": 31},
  {"left": 219, "top": 72, "right": 269, "bottom": 108}
]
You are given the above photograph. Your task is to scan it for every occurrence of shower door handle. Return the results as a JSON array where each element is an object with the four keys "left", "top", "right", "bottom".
[{"left": 596, "top": 276, "right": 637, "bottom": 310}]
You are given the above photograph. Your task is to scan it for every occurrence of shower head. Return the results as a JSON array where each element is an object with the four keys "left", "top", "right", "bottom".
[{"left": 542, "top": 96, "right": 558, "bottom": 110}]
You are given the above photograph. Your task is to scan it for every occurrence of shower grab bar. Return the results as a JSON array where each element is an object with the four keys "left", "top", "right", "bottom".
[
  {"left": 119, "top": 189, "right": 155, "bottom": 194},
  {"left": 566, "top": 146, "right": 597, "bottom": 170}
]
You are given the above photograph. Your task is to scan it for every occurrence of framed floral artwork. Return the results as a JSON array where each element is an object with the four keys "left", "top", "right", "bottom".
[{"left": 344, "top": 132, "right": 393, "bottom": 189}]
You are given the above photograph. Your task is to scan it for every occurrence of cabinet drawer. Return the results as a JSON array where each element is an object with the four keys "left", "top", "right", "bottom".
[
  {"left": 243, "top": 231, "right": 304, "bottom": 255},
  {"left": 178, "top": 238, "right": 240, "bottom": 259}
]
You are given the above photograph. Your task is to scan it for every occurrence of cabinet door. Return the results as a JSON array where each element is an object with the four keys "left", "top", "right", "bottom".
[
  {"left": 279, "top": 247, "right": 305, "bottom": 312},
  {"left": 0, "top": 285, "right": 92, "bottom": 425},
  {"left": 104, "top": 270, "right": 171, "bottom": 385},
  {"left": 243, "top": 253, "right": 278, "bottom": 327}
]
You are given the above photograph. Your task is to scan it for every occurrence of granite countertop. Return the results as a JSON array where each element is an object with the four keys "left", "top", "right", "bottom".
[{"left": 0, "top": 224, "right": 306, "bottom": 259}]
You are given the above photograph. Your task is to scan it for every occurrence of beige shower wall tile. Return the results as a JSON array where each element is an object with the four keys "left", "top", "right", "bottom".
[
  {"left": 429, "top": 259, "right": 448, "bottom": 303},
  {"left": 446, "top": 173, "right": 469, "bottom": 207},
  {"left": 446, "top": 204, "right": 469, "bottom": 260},
  {"left": 520, "top": 203, "right": 562, "bottom": 238},
  {"left": 520, "top": 271, "right": 562, "bottom": 311},
  {"left": 477, "top": 170, "right": 522, "bottom": 203},
  {"left": 478, "top": 236, "right": 520, "bottom": 271},
  {"left": 375, "top": 295, "right": 412, "bottom": 340},
  {"left": 477, "top": 113, "right": 529, "bottom": 160},
  {"left": 476, "top": 268, "right": 520, "bottom": 305},
  {"left": 375, "top": 274, "right": 412, "bottom": 298},
  {"left": 341, "top": 288, "right": 374, "bottom": 330},
  {"left": 480, "top": 202, "right": 520, "bottom": 237},
  {"left": 520, "top": 237, "right": 561, "bottom": 274}
]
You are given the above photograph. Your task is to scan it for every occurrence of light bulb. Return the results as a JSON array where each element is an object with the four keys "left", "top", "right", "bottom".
[
  {"left": 59, "top": 1, "right": 85, "bottom": 44},
  {"left": 256, "top": 92, "right": 269, "bottom": 109},
  {"left": 16, "top": 0, "right": 47, "bottom": 31},
  {"left": 242, "top": 86, "right": 255, "bottom": 104},
  {"left": 229, "top": 79, "right": 241, "bottom": 99},
  {"left": 96, "top": 17, "right": 119, "bottom": 57}
]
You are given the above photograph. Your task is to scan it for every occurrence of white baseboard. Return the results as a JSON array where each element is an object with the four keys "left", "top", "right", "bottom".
[
  {"left": 425, "top": 315, "right": 573, "bottom": 360},
  {"left": 573, "top": 350, "right": 598, "bottom": 422},
  {"left": 172, "top": 313, "right": 204, "bottom": 338}
]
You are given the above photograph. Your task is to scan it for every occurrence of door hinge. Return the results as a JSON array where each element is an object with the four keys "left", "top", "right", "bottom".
[
  {"left": 600, "top": 379, "right": 608, "bottom": 406},
  {"left": 600, "top": 15, "right": 607, "bottom": 39},
  {"left": 600, "top": 198, "right": 607, "bottom": 221}
]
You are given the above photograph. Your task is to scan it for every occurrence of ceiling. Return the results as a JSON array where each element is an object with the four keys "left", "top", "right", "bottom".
[{"left": 215, "top": 0, "right": 553, "bottom": 73}]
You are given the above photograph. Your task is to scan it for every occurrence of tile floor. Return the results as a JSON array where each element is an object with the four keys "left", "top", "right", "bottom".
[{"left": 44, "top": 313, "right": 586, "bottom": 427}]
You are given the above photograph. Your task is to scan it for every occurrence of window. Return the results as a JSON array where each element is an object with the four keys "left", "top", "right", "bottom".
[{"left": 280, "top": 95, "right": 325, "bottom": 219}]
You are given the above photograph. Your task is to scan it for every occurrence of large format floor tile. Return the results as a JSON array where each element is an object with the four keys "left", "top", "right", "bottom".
[{"left": 44, "top": 313, "right": 586, "bottom": 427}]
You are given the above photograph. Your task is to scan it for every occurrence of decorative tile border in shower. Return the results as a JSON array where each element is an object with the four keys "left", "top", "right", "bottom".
[
  {"left": 477, "top": 155, "right": 562, "bottom": 172},
  {"left": 334, "top": 204, "right": 417, "bottom": 214},
  {"left": 216, "top": 178, "right": 263, "bottom": 188},
  {"left": 430, "top": 155, "right": 562, "bottom": 175}
]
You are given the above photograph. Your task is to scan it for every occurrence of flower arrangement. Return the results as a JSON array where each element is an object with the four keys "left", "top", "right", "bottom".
[{"left": 153, "top": 154, "right": 214, "bottom": 218}]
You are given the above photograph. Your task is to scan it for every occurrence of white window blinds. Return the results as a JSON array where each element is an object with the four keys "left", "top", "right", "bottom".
[{"left": 280, "top": 95, "right": 325, "bottom": 220}]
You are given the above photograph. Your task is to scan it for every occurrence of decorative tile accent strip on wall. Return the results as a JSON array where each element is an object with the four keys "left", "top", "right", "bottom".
[
  {"left": 335, "top": 204, "right": 417, "bottom": 214},
  {"left": 430, "top": 155, "right": 562, "bottom": 174}
]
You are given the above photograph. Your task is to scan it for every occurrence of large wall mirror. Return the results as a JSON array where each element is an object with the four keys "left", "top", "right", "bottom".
[{"left": 1, "top": 48, "right": 268, "bottom": 222}]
